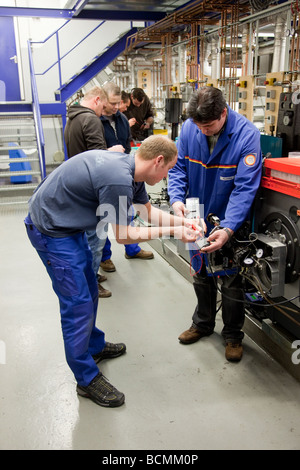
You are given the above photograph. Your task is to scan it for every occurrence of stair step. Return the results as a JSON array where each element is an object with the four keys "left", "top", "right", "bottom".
[
  {"left": 0, "top": 111, "right": 34, "bottom": 117},
  {"left": 0, "top": 134, "right": 37, "bottom": 140},
  {"left": 0, "top": 145, "right": 37, "bottom": 151},
  {"left": 0, "top": 157, "right": 39, "bottom": 164},
  {"left": 0, "top": 170, "right": 40, "bottom": 177},
  {"left": 0, "top": 103, "right": 43, "bottom": 206},
  {"left": 0, "top": 121, "right": 35, "bottom": 126},
  {"left": 0, "top": 183, "right": 38, "bottom": 192},
  {"left": 0, "top": 196, "right": 30, "bottom": 206}
]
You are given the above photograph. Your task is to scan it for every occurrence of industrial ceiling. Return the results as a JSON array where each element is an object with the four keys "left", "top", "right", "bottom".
[
  {"left": 0, "top": 0, "right": 285, "bottom": 21},
  {"left": 0, "top": 0, "right": 198, "bottom": 20}
]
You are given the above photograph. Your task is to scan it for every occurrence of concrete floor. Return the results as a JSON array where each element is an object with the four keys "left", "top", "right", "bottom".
[{"left": 0, "top": 207, "right": 300, "bottom": 450}]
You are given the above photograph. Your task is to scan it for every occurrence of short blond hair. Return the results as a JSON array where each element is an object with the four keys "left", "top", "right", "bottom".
[
  {"left": 138, "top": 135, "right": 177, "bottom": 164},
  {"left": 82, "top": 86, "right": 107, "bottom": 102},
  {"left": 102, "top": 82, "right": 121, "bottom": 97}
]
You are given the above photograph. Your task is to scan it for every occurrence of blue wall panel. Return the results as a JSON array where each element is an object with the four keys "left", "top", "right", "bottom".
[{"left": 0, "top": 16, "right": 21, "bottom": 101}]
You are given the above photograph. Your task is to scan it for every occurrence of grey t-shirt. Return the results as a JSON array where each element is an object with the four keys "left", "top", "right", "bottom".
[{"left": 29, "top": 150, "right": 149, "bottom": 237}]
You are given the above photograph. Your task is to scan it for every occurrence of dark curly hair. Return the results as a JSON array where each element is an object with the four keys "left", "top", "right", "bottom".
[
  {"left": 187, "top": 87, "right": 227, "bottom": 123},
  {"left": 131, "top": 88, "right": 146, "bottom": 102}
]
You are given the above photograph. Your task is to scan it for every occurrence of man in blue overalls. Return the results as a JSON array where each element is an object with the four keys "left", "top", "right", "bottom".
[
  {"left": 168, "top": 87, "right": 262, "bottom": 362},
  {"left": 25, "top": 135, "right": 201, "bottom": 407}
]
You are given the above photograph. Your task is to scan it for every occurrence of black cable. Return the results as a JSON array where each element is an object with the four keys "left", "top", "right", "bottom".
[{"left": 206, "top": 256, "right": 300, "bottom": 311}]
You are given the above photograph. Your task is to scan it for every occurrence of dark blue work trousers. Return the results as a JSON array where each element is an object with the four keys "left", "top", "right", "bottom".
[
  {"left": 192, "top": 265, "right": 245, "bottom": 342},
  {"left": 24, "top": 214, "right": 105, "bottom": 387}
]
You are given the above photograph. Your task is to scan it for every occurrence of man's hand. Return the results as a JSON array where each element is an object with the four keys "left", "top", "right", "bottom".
[
  {"left": 184, "top": 218, "right": 206, "bottom": 236},
  {"left": 172, "top": 201, "right": 185, "bottom": 217},
  {"left": 172, "top": 201, "right": 207, "bottom": 238},
  {"left": 201, "top": 228, "right": 233, "bottom": 253},
  {"left": 128, "top": 118, "right": 136, "bottom": 127},
  {"left": 108, "top": 145, "right": 125, "bottom": 153},
  {"left": 173, "top": 225, "right": 200, "bottom": 243}
]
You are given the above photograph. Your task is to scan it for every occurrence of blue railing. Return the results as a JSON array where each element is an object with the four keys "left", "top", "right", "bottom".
[
  {"left": 27, "top": 40, "right": 46, "bottom": 179},
  {"left": 29, "top": 19, "right": 106, "bottom": 91},
  {"left": 26, "top": 19, "right": 136, "bottom": 165}
]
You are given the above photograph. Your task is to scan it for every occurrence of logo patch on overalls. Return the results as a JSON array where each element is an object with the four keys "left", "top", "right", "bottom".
[{"left": 244, "top": 154, "right": 256, "bottom": 166}]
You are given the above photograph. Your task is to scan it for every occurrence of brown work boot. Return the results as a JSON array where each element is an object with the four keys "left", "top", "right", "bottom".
[
  {"left": 98, "top": 284, "right": 112, "bottom": 298},
  {"left": 225, "top": 342, "right": 243, "bottom": 362},
  {"left": 100, "top": 259, "right": 116, "bottom": 272},
  {"left": 125, "top": 249, "right": 154, "bottom": 260},
  {"left": 178, "top": 324, "right": 211, "bottom": 344}
]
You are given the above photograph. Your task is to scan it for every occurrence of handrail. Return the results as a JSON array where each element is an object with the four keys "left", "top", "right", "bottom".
[
  {"left": 27, "top": 40, "right": 46, "bottom": 179},
  {"left": 26, "top": 18, "right": 113, "bottom": 166},
  {"left": 29, "top": 20, "right": 70, "bottom": 45},
  {"left": 29, "top": 20, "right": 106, "bottom": 89}
]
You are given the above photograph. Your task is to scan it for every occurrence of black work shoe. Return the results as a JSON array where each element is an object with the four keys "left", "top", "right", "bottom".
[
  {"left": 92, "top": 342, "right": 126, "bottom": 364},
  {"left": 77, "top": 373, "right": 125, "bottom": 407}
]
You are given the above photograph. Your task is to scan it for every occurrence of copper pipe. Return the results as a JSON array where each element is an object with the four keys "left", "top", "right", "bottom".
[{"left": 125, "top": 0, "right": 250, "bottom": 52}]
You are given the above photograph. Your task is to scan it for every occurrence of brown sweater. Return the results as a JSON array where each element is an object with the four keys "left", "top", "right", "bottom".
[
  {"left": 64, "top": 105, "right": 107, "bottom": 158},
  {"left": 124, "top": 95, "right": 154, "bottom": 141}
]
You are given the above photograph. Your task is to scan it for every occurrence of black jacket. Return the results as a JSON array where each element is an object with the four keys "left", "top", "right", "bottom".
[
  {"left": 64, "top": 105, "right": 107, "bottom": 158},
  {"left": 124, "top": 95, "right": 154, "bottom": 141},
  {"left": 100, "top": 111, "right": 131, "bottom": 154}
]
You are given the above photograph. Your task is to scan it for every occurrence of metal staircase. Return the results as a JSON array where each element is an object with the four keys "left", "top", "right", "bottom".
[
  {"left": 0, "top": 22, "right": 138, "bottom": 211},
  {"left": 0, "top": 108, "right": 42, "bottom": 208},
  {"left": 55, "top": 27, "right": 137, "bottom": 103}
]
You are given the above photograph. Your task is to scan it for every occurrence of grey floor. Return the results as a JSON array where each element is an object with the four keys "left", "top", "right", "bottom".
[{"left": 1, "top": 207, "right": 300, "bottom": 450}]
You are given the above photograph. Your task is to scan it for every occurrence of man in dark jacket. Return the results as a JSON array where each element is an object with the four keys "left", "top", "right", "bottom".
[
  {"left": 124, "top": 87, "right": 154, "bottom": 142},
  {"left": 64, "top": 86, "right": 107, "bottom": 157},
  {"left": 64, "top": 86, "right": 123, "bottom": 157},
  {"left": 101, "top": 87, "right": 131, "bottom": 154},
  {"left": 100, "top": 82, "right": 154, "bottom": 272},
  {"left": 64, "top": 86, "right": 123, "bottom": 298}
]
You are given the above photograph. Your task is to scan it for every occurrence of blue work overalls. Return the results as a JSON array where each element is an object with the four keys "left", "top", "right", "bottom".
[
  {"left": 24, "top": 214, "right": 105, "bottom": 386},
  {"left": 168, "top": 108, "right": 262, "bottom": 273},
  {"left": 168, "top": 108, "right": 262, "bottom": 341}
]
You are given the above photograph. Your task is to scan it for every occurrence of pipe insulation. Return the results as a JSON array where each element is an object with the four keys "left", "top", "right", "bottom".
[{"left": 272, "top": 16, "right": 286, "bottom": 72}]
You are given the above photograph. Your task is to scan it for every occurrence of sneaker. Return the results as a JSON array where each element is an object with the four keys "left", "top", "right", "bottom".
[
  {"left": 93, "top": 342, "right": 126, "bottom": 364},
  {"left": 178, "top": 324, "right": 213, "bottom": 344},
  {"left": 125, "top": 249, "right": 154, "bottom": 260},
  {"left": 98, "top": 284, "right": 112, "bottom": 298},
  {"left": 225, "top": 342, "right": 243, "bottom": 362},
  {"left": 77, "top": 373, "right": 125, "bottom": 407},
  {"left": 100, "top": 259, "right": 116, "bottom": 272}
]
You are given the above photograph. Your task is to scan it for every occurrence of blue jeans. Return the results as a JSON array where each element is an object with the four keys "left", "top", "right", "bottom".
[
  {"left": 86, "top": 227, "right": 109, "bottom": 276},
  {"left": 102, "top": 237, "right": 141, "bottom": 261},
  {"left": 24, "top": 214, "right": 105, "bottom": 386}
]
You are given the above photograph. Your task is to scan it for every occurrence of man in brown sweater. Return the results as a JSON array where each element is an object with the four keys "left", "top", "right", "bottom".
[{"left": 124, "top": 88, "right": 154, "bottom": 142}]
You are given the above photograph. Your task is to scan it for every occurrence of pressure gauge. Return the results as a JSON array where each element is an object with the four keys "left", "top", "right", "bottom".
[
  {"left": 243, "top": 258, "right": 254, "bottom": 266},
  {"left": 256, "top": 248, "right": 263, "bottom": 258}
]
